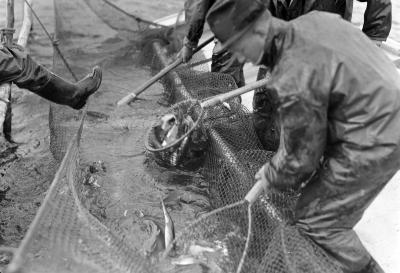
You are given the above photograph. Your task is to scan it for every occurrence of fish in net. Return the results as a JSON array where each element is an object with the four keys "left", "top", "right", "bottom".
[{"left": 145, "top": 67, "right": 344, "bottom": 273}]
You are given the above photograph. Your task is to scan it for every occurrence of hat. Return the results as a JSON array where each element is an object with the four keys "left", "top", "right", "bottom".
[{"left": 206, "top": 0, "right": 268, "bottom": 45}]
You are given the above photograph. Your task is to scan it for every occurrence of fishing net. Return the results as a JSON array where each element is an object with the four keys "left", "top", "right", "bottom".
[
  {"left": 152, "top": 74, "right": 343, "bottom": 272},
  {"left": 6, "top": 0, "right": 344, "bottom": 272}
]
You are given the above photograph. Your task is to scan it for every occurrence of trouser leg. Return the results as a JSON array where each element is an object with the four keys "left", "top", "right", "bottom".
[
  {"left": 211, "top": 42, "right": 245, "bottom": 88},
  {"left": 0, "top": 45, "right": 51, "bottom": 90},
  {"left": 252, "top": 67, "right": 280, "bottom": 151},
  {"left": 0, "top": 45, "right": 101, "bottom": 109},
  {"left": 295, "top": 168, "right": 390, "bottom": 273}
]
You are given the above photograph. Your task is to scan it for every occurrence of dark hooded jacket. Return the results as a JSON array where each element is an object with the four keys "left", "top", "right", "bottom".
[
  {"left": 186, "top": 0, "right": 392, "bottom": 47},
  {"left": 269, "top": 0, "right": 391, "bottom": 41},
  {"left": 249, "top": 10, "right": 400, "bottom": 198}
]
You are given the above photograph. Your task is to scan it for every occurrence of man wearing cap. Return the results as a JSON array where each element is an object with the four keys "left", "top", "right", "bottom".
[
  {"left": 207, "top": 0, "right": 400, "bottom": 272},
  {"left": 0, "top": 44, "right": 102, "bottom": 156},
  {"left": 180, "top": 0, "right": 392, "bottom": 151}
]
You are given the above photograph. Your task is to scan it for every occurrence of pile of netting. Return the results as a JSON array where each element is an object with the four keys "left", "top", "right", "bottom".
[{"left": 5, "top": 0, "right": 343, "bottom": 272}]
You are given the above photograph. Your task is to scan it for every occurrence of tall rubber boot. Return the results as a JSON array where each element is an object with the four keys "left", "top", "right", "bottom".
[
  {"left": 357, "top": 258, "right": 385, "bottom": 273},
  {"left": 34, "top": 66, "right": 102, "bottom": 110}
]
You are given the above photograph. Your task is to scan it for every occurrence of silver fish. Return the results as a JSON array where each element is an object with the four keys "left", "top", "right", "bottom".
[
  {"left": 188, "top": 245, "right": 216, "bottom": 256},
  {"left": 161, "top": 198, "right": 175, "bottom": 250},
  {"left": 162, "top": 124, "right": 179, "bottom": 147},
  {"left": 171, "top": 255, "right": 200, "bottom": 266},
  {"left": 160, "top": 113, "right": 177, "bottom": 131}
]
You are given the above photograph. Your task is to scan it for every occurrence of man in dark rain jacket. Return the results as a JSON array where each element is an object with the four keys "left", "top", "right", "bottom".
[
  {"left": 253, "top": 0, "right": 392, "bottom": 151},
  {"left": 0, "top": 44, "right": 102, "bottom": 154},
  {"left": 268, "top": 0, "right": 391, "bottom": 43},
  {"left": 207, "top": 0, "right": 400, "bottom": 272},
  {"left": 181, "top": 0, "right": 392, "bottom": 150}
]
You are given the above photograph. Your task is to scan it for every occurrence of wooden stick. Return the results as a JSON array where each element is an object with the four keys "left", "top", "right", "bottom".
[
  {"left": 18, "top": 0, "right": 34, "bottom": 48},
  {"left": 201, "top": 78, "right": 269, "bottom": 108},
  {"left": 117, "top": 36, "right": 214, "bottom": 106}
]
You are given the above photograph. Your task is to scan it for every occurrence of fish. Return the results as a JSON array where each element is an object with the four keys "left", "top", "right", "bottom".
[
  {"left": 87, "top": 110, "right": 109, "bottom": 120},
  {"left": 188, "top": 245, "right": 216, "bottom": 256},
  {"left": 170, "top": 254, "right": 222, "bottom": 273},
  {"left": 162, "top": 124, "right": 179, "bottom": 147},
  {"left": 142, "top": 219, "right": 165, "bottom": 257},
  {"left": 171, "top": 255, "right": 200, "bottom": 266},
  {"left": 161, "top": 113, "right": 177, "bottom": 131},
  {"left": 161, "top": 198, "right": 175, "bottom": 250}
]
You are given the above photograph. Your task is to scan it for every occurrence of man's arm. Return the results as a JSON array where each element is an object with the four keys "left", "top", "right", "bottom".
[
  {"left": 261, "top": 81, "right": 328, "bottom": 190},
  {"left": 185, "top": 0, "right": 215, "bottom": 49},
  {"left": 359, "top": 0, "right": 392, "bottom": 41}
]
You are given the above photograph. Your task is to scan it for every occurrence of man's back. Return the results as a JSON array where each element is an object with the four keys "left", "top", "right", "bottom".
[{"left": 278, "top": 11, "right": 400, "bottom": 170}]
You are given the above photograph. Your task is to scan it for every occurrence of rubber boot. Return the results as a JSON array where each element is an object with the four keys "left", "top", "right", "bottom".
[
  {"left": 34, "top": 66, "right": 102, "bottom": 110},
  {"left": 357, "top": 258, "right": 385, "bottom": 273}
]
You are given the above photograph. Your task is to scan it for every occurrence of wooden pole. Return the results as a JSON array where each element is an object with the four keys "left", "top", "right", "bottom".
[
  {"left": 0, "top": 0, "right": 15, "bottom": 141},
  {"left": 18, "top": 0, "right": 34, "bottom": 48},
  {"left": 200, "top": 78, "right": 270, "bottom": 108},
  {"left": 116, "top": 36, "right": 215, "bottom": 106}
]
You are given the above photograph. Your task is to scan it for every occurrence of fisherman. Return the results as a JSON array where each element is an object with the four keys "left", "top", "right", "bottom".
[
  {"left": 253, "top": 0, "right": 392, "bottom": 151},
  {"left": 180, "top": 0, "right": 245, "bottom": 89},
  {"left": 0, "top": 44, "right": 102, "bottom": 154},
  {"left": 267, "top": 0, "right": 391, "bottom": 45},
  {"left": 207, "top": 0, "right": 400, "bottom": 272}
]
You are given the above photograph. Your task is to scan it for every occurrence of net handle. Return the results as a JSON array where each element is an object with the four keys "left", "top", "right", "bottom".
[
  {"left": 245, "top": 179, "right": 284, "bottom": 222},
  {"left": 116, "top": 36, "right": 215, "bottom": 106},
  {"left": 200, "top": 78, "right": 270, "bottom": 108},
  {"left": 245, "top": 179, "right": 266, "bottom": 204}
]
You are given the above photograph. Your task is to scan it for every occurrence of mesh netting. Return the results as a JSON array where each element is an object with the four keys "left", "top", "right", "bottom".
[
  {"left": 156, "top": 82, "right": 342, "bottom": 271},
  {"left": 7, "top": 0, "right": 344, "bottom": 272}
]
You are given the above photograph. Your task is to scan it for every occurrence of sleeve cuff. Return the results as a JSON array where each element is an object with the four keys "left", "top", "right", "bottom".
[{"left": 183, "top": 36, "right": 198, "bottom": 50}]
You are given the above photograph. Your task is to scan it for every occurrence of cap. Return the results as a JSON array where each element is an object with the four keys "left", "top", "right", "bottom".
[{"left": 206, "top": 0, "right": 268, "bottom": 45}]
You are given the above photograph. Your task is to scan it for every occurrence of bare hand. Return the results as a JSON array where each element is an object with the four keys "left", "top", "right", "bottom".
[{"left": 180, "top": 46, "right": 193, "bottom": 63}]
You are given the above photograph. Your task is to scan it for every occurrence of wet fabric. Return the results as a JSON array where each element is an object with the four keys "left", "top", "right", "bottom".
[
  {"left": 208, "top": 3, "right": 400, "bottom": 272},
  {"left": 254, "top": 0, "right": 391, "bottom": 145},
  {"left": 252, "top": 67, "right": 280, "bottom": 151},
  {"left": 0, "top": 45, "right": 50, "bottom": 91},
  {"left": 185, "top": 0, "right": 245, "bottom": 88},
  {"left": 269, "top": 0, "right": 392, "bottom": 40},
  {"left": 211, "top": 41, "right": 245, "bottom": 87},
  {"left": 262, "top": 12, "right": 399, "bottom": 273}
]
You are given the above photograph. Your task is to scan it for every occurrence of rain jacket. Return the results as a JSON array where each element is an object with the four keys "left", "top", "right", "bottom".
[
  {"left": 252, "top": 0, "right": 391, "bottom": 150},
  {"left": 269, "top": 0, "right": 392, "bottom": 40},
  {"left": 187, "top": 0, "right": 392, "bottom": 46},
  {"left": 251, "top": 10, "right": 400, "bottom": 272},
  {"left": 0, "top": 44, "right": 50, "bottom": 91}
]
